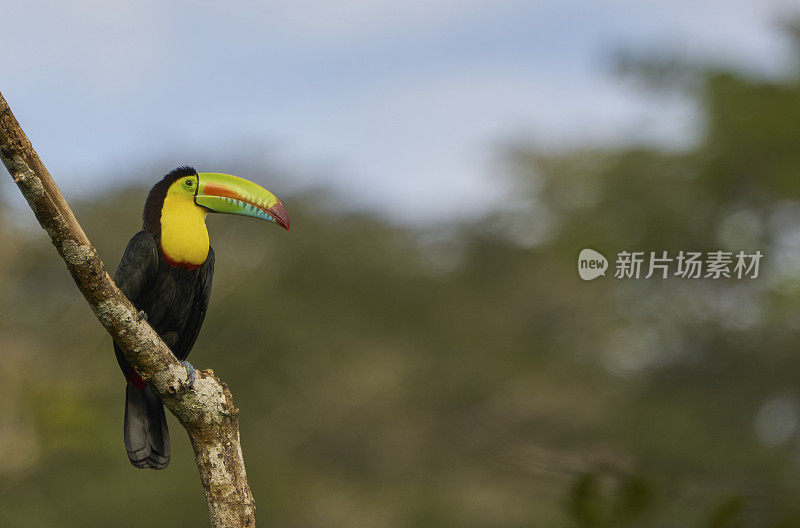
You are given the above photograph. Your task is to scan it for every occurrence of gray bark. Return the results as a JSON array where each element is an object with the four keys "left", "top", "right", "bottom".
[{"left": 0, "top": 91, "right": 256, "bottom": 528}]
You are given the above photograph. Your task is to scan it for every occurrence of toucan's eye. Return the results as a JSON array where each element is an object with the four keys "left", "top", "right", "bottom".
[{"left": 184, "top": 179, "right": 193, "bottom": 188}]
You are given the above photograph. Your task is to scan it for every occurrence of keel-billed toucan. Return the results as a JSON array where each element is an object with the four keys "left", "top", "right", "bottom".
[{"left": 112, "top": 167, "right": 289, "bottom": 469}]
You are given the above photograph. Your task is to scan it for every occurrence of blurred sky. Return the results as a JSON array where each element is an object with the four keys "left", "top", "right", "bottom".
[{"left": 0, "top": 0, "right": 797, "bottom": 222}]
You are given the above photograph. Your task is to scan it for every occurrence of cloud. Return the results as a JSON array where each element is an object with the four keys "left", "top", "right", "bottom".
[{"left": 0, "top": 0, "right": 796, "bottom": 223}]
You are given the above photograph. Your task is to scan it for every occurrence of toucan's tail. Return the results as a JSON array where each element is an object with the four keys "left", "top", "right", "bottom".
[{"left": 124, "top": 384, "right": 170, "bottom": 469}]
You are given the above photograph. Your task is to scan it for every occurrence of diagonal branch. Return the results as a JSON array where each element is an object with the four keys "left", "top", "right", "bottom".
[{"left": 0, "top": 91, "right": 255, "bottom": 528}]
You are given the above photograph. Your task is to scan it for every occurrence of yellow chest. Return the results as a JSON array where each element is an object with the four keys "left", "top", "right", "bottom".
[{"left": 160, "top": 191, "right": 209, "bottom": 266}]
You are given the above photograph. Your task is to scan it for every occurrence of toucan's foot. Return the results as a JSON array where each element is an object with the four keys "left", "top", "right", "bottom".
[
  {"left": 180, "top": 360, "right": 196, "bottom": 387},
  {"left": 137, "top": 310, "right": 148, "bottom": 322}
]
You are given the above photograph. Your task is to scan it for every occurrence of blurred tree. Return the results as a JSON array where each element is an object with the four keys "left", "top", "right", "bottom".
[{"left": 7, "top": 24, "right": 800, "bottom": 528}]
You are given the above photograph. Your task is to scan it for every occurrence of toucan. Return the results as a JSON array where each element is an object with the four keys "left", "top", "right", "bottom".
[{"left": 112, "top": 166, "right": 289, "bottom": 469}]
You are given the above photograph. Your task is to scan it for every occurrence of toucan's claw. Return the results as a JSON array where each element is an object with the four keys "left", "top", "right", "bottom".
[
  {"left": 180, "top": 360, "right": 196, "bottom": 387},
  {"left": 137, "top": 310, "right": 148, "bottom": 322}
]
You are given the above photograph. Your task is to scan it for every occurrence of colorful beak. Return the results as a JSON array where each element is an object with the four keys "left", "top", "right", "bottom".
[{"left": 194, "top": 172, "right": 290, "bottom": 230}]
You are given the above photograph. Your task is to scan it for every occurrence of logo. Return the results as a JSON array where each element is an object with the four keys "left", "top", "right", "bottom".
[
  {"left": 577, "top": 249, "right": 763, "bottom": 280},
  {"left": 578, "top": 249, "right": 608, "bottom": 281}
]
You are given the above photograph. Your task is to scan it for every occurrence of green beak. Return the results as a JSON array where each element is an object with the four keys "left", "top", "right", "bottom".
[{"left": 194, "top": 172, "right": 290, "bottom": 230}]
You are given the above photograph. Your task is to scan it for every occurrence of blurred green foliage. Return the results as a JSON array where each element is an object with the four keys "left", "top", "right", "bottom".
[{"left": 6, "top": 44, "right": 800, "bottom": 527}]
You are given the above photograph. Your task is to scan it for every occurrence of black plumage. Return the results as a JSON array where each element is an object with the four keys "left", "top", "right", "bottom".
[
  {"left": 111, "top": 165, "right": 288, "bottom": 469},
  {"left": 113, "top": 167, "right": 214, "bottom": 470}
]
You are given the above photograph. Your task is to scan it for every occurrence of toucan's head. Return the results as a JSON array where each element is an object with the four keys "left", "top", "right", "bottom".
[{"left": 143, "top": 166, "right": 290, "bottom": 237}]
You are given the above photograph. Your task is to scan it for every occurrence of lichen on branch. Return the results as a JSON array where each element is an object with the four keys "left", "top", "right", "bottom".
[{"left": 0, "top": 91, "right": 255, "bottom": 528}]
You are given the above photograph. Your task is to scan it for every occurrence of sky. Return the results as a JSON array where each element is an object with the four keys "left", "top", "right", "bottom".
[{"left": 0, "top": 0, "right": 797, "bottom": 223}]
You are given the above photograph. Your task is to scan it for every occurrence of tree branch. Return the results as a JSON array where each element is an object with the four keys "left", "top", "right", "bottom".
[{"left": 0, "top": 91, "right": 255, "bottom": 527}]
